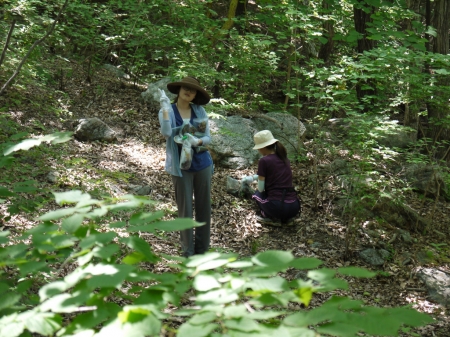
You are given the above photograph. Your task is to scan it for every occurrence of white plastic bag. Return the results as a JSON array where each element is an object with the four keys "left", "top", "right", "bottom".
[{"left": 180, "top": 137, "right": 193, "bottom": 170}]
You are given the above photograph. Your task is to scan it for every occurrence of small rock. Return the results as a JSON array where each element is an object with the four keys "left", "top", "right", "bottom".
[
  {"left": 359, "top": 248, "right": 390, "bottom": 266},
  {"left": 417, "top": 268, "right": 450, "bottom": 307},
  {"left": 128, "top": 185, "right": 152, "bottom": 196},
  {"left": 47, "top": 171, "right": 60, "bottom": 183}
]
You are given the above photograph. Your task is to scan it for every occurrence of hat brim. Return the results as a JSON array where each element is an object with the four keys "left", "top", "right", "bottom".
[
  {"left": 167, "top": 82, "right": 210, "bottom": 105},
  {"left": 253, "top": 138, "right": 278, "bottom": 150}
]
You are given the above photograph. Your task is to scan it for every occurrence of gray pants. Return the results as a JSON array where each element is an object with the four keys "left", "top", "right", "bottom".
[{"left": 172, "top": 165, "right": 212, "bottom": 257}]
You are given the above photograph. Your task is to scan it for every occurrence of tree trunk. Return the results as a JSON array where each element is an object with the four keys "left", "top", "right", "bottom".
[
  {"left": 318, "top": 0, "right": 334, "bottom": 65},
  {"left": 353, "top": 1, "right": 376, "bottom": 110},
  {"left": 426, "top": 0, "right": 450, "bottom": 162}
]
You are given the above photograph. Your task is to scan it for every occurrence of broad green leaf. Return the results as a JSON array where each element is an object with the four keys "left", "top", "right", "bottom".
[
  {"left": 2, "top": 243, "right": 27, "bottom": 258},
  {"left": 318, "top": 278, "right": 349, "bottom": 291},
  {"left": 18, "top": 261, "right": 48, "bottom": 276},
  {"left": 51, "top": 234, "right": 76, "bottom": 249},
  {"left": 96, "top": 310, "right": 161, "bottom": 337},
  {"left": 247, "top": 310, "right": 285, "bottom": 320},
  {"left": 77, "top": 251, "right": 94, "bottom": 266},
  {"left": 129, "top": 218, "right": 201, "bottom": 232},
  {"left": 325, "top": 296, "right": 364, "bottom": 310},
  {"left": 293, "top": 285, "right": 314, "bottom": 306},
  {"left": 279, "top": 326, "right": 316, "bottom": 337},
  {"left": 193, "top": 274, "right": 221, "bottom": 291},
  {"left": 92, "top": 244, "right": 120, "bottom": 260},
  {"left": 118, "top": 307, "right": 151, "bottom": 323},
  {"left": 40, "top": 293, "right": 83, "bottom": 313},
  {"left": 79, "top": 232, "right": 116, "bottom": 250},
  {"left": 196, "top": 288, "right": 239, "bottom": 305},
  {"left": 129, "top": 211, "right": 164, "bottom": 225},
  {"left": 62, "top": 213, "right": 85, "bottom": 233},
  {"left": 109, "top": 221, "right": 126, "bottom": 228},
  {"left": 38, "top": 207, "right": 77, "bottom": 221},
  {"left": 189, "top": 312, "right": 218, "bottom": 325},
  {"left": 121, "top": 236, "right": 157, "bottom": 262},
  {"left": 224, "top": 317, "right": 260, "bottom": 332},
  {"left": 289, "top": 257, "right": 323, "bottom": 270},
  {"left": 226, "top": 260, "right": 253, "bottom": 269},
  {"left": 177, "top": 322, "right": 218, "bottom": 337},
  {"left": 435, "top": 69, "right": 450, "bottom": 75},
  {"left": 195, "top": 257, "right": 231, "bottom": 271},
  {"left": 316, "top": 322, "right": 360, "bottom": 337},
  {"left": 107, "top": 195, "right": 152, "bottom": 212},
  {"left": 42, "top": 131, "right": 73, "bottom": 144},
  {"left": 39, "top": 281, "right": 68, "bottom": 301},
  {"left": 0, "top": 231, "right": 9, "bottom": 244},
  {"left": 387, "top": 307, "right": 434, "bottom": 326},
  {"left": 122, "top": 252, "right": 146, "bottom": 265},
  {"left": 338, "top": 267, "right": 376, "bottom": 278},
  {"left": 247, "top": 265, "right": 286, "bottom": 277},
  {"left": 0, "top": 293, "right": 21, "bottom": 310},
  {"left": 86, "top": 264, "right": 135, "bottom": 289},
  {"left": 53, "top": 190, "right": 91, "bottom": 205},
  {"left": 0, "top": 319, "right": 25, "bottom": 337},
  {"left": 24, "top": 312, "right": 61, "bottom": 336},
  {"left": 13, "top": 181, "right": 38, "bottom": 193},
  {"left": 4, "top": 138, "right": 42, "bottom": 155},
  {"left": 307, "top": 268, "right": 336, "bottom": 281},
  {"left": 0, "top": 156, "right": 15, "bottom": 168},
  {"left": 252, "top": 250, "right": 294, "bottom": 267},
  {"left": 249, "top": 292, "right": 291, "bottom": 306},
  {"left": 0, "top": 186, "right": 15, "bottom": 197},
  {"left": 0, "top": 281, "right": 10, "bottom": 294},
  {"left": 247, "top": 276, "right": 288, "bottom": 292},
  {"left": 186, "top": 252, "right": 222, "bottom": 267}
]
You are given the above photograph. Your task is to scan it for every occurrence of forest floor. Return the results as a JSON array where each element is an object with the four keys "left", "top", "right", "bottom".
[{"left": 1, "top": 65, "right": 450, "bottom": 336}]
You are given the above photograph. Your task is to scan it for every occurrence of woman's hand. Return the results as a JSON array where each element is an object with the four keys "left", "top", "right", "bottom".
[
  {"left": 158, "top": 89, "right": 171, "bottom": 120},
  {"left": 185, "top": 133, "right": 200, "bottom": 147}
]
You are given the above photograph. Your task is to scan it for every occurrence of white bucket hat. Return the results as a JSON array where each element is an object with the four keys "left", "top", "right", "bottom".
[{"left": 253, "top": 130, "right": 278, "bottom": 150}]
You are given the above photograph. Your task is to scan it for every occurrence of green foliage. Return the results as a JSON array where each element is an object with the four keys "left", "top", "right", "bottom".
[{"left": 0, "top": 135, "right": 435, "bottom": 337}]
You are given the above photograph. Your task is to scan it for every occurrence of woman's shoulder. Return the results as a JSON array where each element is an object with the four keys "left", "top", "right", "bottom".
[{"left": 192, "top": 104, "right": 207, "bottom": 116}]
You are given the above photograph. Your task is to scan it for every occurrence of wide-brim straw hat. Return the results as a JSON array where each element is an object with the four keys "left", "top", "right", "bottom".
[
  {"left": 253, "top": 130, "right": 278, "bottom": 150},
  {"left": 167, "top": 76, "right": 210, "bottom": 105}
]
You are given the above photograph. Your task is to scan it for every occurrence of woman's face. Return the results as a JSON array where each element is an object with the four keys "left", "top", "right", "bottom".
[{"left": 179, "top": 86, "right": 197, "bottom": 102}]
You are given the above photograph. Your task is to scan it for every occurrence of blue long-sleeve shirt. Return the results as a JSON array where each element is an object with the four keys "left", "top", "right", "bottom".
[{"left": 159, "top": 103, "right": 212, "bottom": 177}]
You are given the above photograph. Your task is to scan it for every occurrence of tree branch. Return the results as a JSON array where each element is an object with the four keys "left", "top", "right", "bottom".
[{"left": 0, "top": 0, "right": 69, "bottom": 96}]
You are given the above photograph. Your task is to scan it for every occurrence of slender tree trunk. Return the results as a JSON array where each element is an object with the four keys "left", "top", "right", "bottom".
[
  {"left": 318, "top": 0, "right": 334, "bottom": 65},
  {"left": 353, "top": 1, "right": 376, "bottom": 111},
  {"left": 0, "top": 20, "right": 16, "bottom": 68}
]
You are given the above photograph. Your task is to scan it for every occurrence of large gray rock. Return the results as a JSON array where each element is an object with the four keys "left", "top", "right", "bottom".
[
  {"left": 74, "top": 118, "right": 116, "bottom": 142},
  {"left": 402, "top": 164, "right": 449, "bottom": 200},
  {"left": 417, "top": 268, "right": 450, "bottom": 307},
  {"left": 209, "top": 116, "right": 259, "bottom": 169},
  {"left": 252, "top": 112, "right": 306, "bottom": 157},
  {"left": 208, "top": 113, "right": 306, "bottom": 169}
]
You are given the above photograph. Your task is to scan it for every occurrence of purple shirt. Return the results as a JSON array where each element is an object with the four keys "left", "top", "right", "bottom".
[{"left": 257, "top": 154, "right": 296, "bottom": 201}]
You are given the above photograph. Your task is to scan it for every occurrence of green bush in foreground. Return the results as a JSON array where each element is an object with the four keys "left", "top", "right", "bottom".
[{"left": 0, "top": 134, "right": 433, "bottom": 337}]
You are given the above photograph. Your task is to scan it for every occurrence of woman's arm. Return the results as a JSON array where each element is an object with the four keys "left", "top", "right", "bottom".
[
  {"left": 159, "top": 108, "right": 179, "bottom": 139},
  {"left": 193, "top": 105, "right": 211, "bottom": 146}
]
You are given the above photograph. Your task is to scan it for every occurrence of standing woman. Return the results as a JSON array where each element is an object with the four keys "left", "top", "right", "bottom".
[
  {"left": 158, "top": 76, "right": 213, "bottom": 257},
  {"left": 243, "top": 130, "right": 300, "bottom": 224}
]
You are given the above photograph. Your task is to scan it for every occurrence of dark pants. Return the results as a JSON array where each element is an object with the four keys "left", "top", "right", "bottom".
[
  {"left": 172, "top": 165, "right": 212, "bottom": 257},
  {"left": 252, "top": 190, "right": 300, "bottom": 222}
]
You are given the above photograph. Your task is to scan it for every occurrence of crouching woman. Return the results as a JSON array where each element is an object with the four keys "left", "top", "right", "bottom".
[{"left": 250, "top": 130, "right": 301, "bottom": 224}]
